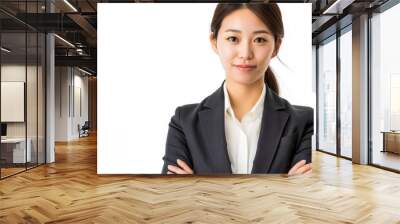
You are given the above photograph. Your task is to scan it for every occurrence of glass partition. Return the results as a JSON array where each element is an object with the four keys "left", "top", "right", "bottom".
[
  {"left": 27, "top": 0, "right": 38, "bottom": 170},
  {"left": 0, "top": 1, "right": 46, "bottom": 179},
  {"left": 27, "top": 31, "right": 38, "bottom": 169},
  {"left": 38, "top": 32, "right": 45, "bottom": 165},
  {"left": 1, "top": 31, "right": 28, "bottom": 178}
]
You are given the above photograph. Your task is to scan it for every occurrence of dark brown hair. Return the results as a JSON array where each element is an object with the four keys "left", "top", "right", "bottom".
[{"left": 210, "top": 3, "right": 284, "bottom": 95}]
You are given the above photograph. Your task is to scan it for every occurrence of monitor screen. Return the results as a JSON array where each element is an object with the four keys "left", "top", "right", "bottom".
[{"left": 1, "top": 123, "right": 7, "bottom": 137}]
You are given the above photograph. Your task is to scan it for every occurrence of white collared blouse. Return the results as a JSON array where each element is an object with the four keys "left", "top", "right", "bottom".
[{"left": 223, "top": 82, "right": 266, "bottom": 174}]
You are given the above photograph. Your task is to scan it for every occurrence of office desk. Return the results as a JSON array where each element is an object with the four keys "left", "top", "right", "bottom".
[
  {"left": 1, "top": 138, "right": 32, "bottom": 163},
  {"left": 381, "top": 131, "right": 400, "bottom": 154}
]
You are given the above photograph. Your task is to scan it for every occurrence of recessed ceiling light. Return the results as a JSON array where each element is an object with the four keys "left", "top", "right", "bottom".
[
  {"left": 54, "top": 34, "right": 75, "bottom": 48},
  {"left": 78, "top": 67, "right": 93, "bottom": 76},
  {"left": 63, "top": 0, "right": 78, "bottom": 12},
  {"left": 323, "top": 0, "right": 354, "bottom": 15},
  {"left": 1, "top": 47, "right": 11, "bottom": 53}
]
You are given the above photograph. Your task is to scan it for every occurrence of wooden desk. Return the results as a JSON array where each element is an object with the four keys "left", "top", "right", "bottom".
[{"left": 381, "top": 131, "right": 400, "bottom": 154}]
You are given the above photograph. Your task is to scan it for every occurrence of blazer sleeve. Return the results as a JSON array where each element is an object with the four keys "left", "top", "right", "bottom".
[
  {"left": 290, "top": 108, "right": 314, "bottom": 167},
  {"left": 161, "top": 106, "right": 193, "bottom": 174}
]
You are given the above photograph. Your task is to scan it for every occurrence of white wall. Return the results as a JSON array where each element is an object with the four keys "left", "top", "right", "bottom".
[
  {"left": 72, "top": 72, "right": 89, "bottom": 138},
  {"left": 55, "top": 66, "right": 69, "bottom": 141},
  {"left": 55, "top": 67, "right": 89, "bottom": 141}
]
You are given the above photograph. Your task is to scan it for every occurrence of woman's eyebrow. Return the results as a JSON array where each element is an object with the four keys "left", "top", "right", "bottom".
[{"left": 224, "top": 29, "right": 271, "bottom": 35}]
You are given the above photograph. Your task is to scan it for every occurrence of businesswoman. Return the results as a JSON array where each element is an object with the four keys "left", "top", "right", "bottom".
[{"left": 162, "top": 3, "right": 313, "bottom": 175}]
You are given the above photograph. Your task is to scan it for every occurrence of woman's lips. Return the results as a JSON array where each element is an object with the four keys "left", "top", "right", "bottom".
[{"left": 234, "top": 64, "right": 256, "bottom": 72}]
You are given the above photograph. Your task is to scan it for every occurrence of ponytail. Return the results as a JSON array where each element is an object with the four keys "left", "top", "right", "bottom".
[{"left": 264, "top": 67, "right": 279, "bottom": 95}]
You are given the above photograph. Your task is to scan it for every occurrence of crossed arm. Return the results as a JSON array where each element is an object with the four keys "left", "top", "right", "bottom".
[
  {"left": 167, "top": 159, "right": 312, "bottom": 176},
  {"left": 163, "top": 106, "right": 313, "bottom": 176}
]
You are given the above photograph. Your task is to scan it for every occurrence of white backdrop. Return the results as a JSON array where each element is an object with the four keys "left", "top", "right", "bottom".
[{"left": 98, "top": 3, "right": 312, "bottom": 174}]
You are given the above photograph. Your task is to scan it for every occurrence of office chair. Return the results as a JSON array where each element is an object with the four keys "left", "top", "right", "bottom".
[{"left": 79, "top": 121, "right": 90, "bottom": 138}]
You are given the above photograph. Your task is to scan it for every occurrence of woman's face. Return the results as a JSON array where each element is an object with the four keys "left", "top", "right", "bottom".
[{"left": 210, "top": 8, "right": 281, "bottom": 85}]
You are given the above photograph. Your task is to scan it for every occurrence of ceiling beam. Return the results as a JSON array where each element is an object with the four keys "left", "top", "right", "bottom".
[
  {"left": 322, "top": 0, "right": 356, "bottom": 14},
  {"left": 55, "top": 55, "right": 96, "bottom": 69}
]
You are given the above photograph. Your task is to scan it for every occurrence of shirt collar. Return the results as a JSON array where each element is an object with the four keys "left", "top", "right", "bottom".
[{"left": 223, "top": 81, "right": 266, "bottom": 120}]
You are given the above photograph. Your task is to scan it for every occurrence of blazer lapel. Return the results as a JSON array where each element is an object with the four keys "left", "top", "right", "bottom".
[
  {"left": 251, "top": 86, "right": 290, "bottom": 173},
  {"left": 198, "top": 82, "right": 232, "bottom": 173}
]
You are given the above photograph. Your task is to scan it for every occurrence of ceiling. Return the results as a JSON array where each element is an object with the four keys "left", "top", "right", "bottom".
[{"left": 0, "top": 0, "right": 99, "bottom": 74}]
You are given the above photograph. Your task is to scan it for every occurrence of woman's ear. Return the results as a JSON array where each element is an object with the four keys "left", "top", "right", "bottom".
[
  {"left": 209, "top": 32, "right": 218, "bottom": 54},
  {"left": 272, "top": 38, "right": 282, "bottom": 58}
]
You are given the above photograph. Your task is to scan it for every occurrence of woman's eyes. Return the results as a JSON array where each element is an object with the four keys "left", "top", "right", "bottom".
[
  {"left": 226, "top": 36, "right": 267, "bottom": 44},
  {"left": 226, "top": 36, "right": 238, "bottom": 42},
  {"left": 254, "top": 37, "right": 267, "bottom": 43}
]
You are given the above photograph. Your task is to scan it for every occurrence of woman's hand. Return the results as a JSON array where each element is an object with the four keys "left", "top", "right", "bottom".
[
  {"left": 167, "top": 159, "right": 194, "bottom": 174},
  {"left": 167, "top": 159, "right": 311, "bottom": 175},
  {"left": 288, "top": 160, "right": 312, "bottom": 176}
]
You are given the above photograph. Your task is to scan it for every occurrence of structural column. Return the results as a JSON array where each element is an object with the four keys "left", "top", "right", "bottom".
[
  {"left": 352, "top": 14, "right": 369, "bottom": 164},
  {"left": 46, "top": 0, "right": 55, "bottom": 163}
]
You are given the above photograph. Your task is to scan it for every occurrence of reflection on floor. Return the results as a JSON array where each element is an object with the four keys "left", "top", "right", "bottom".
[
  {"left": 0, "top": 167, "right": 25, "bottom": 178},
  {"left": 0, "top": 135, "right": 399, "bottom": 223},
  {"left": 0, "top": 162, "right": 41, "bottom": 178},
  {"left": 373, "top": 150, "right": 400, "bottom": 171}
]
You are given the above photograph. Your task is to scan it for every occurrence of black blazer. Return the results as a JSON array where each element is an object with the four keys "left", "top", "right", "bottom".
[{"left": 162, "top": 81, "right": 314, "bottom": 174}]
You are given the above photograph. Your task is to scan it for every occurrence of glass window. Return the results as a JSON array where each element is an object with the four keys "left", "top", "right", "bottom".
[
  {"left": 318, "top": 36, "right": 337, "bottom": 155},
  {"left": 339, "top": 28, "right": 352, "bottom": 158},
  {"left": 371, "top": 3, "right": 400, "bottom": 171}
]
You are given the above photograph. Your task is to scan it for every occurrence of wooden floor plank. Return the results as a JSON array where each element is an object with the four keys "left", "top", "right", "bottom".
[{"left": 0, "top": 133, "right": 399, "bottom": 223}]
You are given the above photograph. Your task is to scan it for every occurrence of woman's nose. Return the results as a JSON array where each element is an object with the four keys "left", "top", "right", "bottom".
[{"left": 238, "top": 41, "right": 254, "bottom": 60}]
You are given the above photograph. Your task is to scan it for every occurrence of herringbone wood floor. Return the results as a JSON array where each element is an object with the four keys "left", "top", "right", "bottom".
[{"left": 0, "top": 133, "right": 400, "bottom": 223}]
